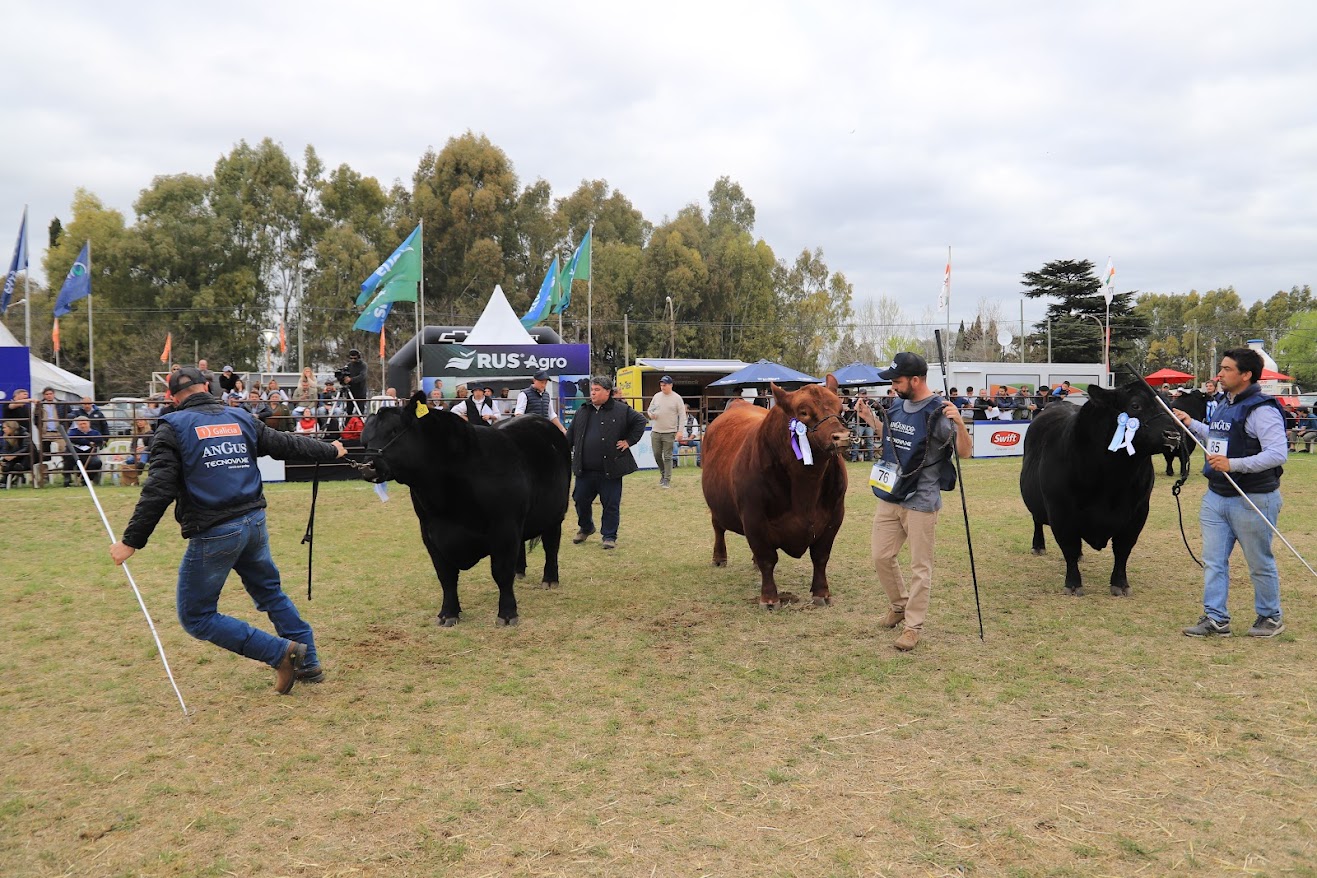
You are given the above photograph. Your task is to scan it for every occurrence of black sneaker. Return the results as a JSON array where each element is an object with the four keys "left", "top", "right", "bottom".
[
  {"left": 297, "top": 664, "right": 326, "bottom": 683},
  {"left": 1183, "top": 615, "right": 1231, "bottom": 637},
  {"left": 1246, "top": 615, "right": 1285, "bottom": 638}
]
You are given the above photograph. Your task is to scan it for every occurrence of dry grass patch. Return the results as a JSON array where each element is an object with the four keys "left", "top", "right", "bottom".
[{"left": 2, "top": 454, "right": 1316, "bottom": 876}]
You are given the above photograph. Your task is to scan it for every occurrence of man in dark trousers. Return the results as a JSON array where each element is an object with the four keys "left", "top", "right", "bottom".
[
  {"left": 109, "top": 366, "right": 347, "bottom": 694},
  {"left": 565, "top": 375, "right": 646, "bottom": 550},
  {"left": 1175, "top": 348, "right": 1289, "bottom": 638},
  {"left": 342, "top": 349, "right": 369, "bottom": 415}
]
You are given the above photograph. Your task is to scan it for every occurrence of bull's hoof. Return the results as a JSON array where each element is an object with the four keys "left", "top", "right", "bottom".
[
  {"left": 1110, "top": 585, "right": 1130, "bottom": 597},
  {"left": 760, "top": 601, "right": 778, "bottom": 611},
  {"left": 1031, "top": 547, "right": 1046, "bottom": 556},
  {"left": 811, "top": 595, "right": 833, "bottom": 607},
  {"left": 713, "top": 559, "right": 727, "bottom": 568},
  {"left": 540, "top": 580, "right": 559, "bottom": 589},
  {"left": 496, "top": 616, "right": 519, "bottom": 627},
  {"left": 437, "top": 615, "right": 459, "bottom": 628},
  {"left": 1064, "top": 586, "right": 1085, "bottom": 596},
  {"left": 515, "top": 572, "right": 526, "bottom": 581}
]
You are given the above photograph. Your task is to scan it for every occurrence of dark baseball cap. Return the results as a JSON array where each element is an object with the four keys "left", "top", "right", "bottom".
[
  {"left": 660, "top": 375, "right": 673, "bottom": 384},
  {"left": 533, "top": 370, "right": 550, "bottom": 381},
  {"left": 877, "top": 352, "right": 928, "bottom": 380},
  {"left": 168, "top": 366, "right": 209, "bottom": 395}
]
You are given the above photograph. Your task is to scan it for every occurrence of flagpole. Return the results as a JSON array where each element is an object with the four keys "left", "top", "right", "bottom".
[
  {"left": 587, "top": 223, "right": 594, "bottom": 366},
  {"left": 416, "top": 219, "right": 425, "bottom": 390},
  {"left": 88, "top": 241, "right": 96, "bottom": 395},
  {"left": 23, "top": 205, "right": 31, "bottom": 348}
]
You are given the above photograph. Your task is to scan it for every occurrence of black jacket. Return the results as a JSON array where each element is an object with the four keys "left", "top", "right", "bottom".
[
  {"left": 565, "top": 398, "right": 646, "bottom": 478},
  {"left": 122, "top": 391, "right": 340, "bottom": 547},
  {"left": 344, "top": 359, "right": 368, "bottom": 399}
]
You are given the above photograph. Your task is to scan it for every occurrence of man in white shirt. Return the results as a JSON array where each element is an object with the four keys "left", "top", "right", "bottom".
[
  {"left": 646, "top": 376, "right": 684, "bottom": 488},
  {"left": 514, "top": 370, "right": 564, "bottom": 432}
]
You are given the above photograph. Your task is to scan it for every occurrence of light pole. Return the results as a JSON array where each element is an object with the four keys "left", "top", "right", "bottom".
[
  {"left": 1081, "top": 314, "right": 1108, "bottom": 377},
  {"left": 665, "top": 297, "right": 675, "bottom": 358},
  {"left": 259, "top": 328, "right": 279, "bottom": 376}
]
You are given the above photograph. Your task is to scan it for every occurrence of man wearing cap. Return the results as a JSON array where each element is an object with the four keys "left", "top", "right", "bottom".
[
  {"left": 646, "top": 376, "right": 684, "bottom": 488},
  {"left": 109, "top": 366, "right": 348, "bottom": 694},
  {"left": 514, "top": 370, "right": 564, "bottom": 432},
  {"left": 856, "top": 352, "right": 972, "bottom": 651},
  {"left": 342, "top": 349, "right": 368, "bottom": 415}
]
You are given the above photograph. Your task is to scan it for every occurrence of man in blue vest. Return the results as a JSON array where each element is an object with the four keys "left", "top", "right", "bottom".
[
  {"left": 857, "top": 352, "right": 972, "bottom": 651},
  {"left": 108, "top": 366, "right": 347, "bottom": 694},
  {"left": 1175, "top": 348, "right": 1289, "bottom": 638}
]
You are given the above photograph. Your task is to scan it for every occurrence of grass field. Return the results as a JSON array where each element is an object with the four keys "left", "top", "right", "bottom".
[{"left": 2, "top": 450, "right": 1316, "bottom": 877}]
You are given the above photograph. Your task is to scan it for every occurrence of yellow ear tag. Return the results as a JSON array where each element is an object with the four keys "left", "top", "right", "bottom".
[{"left": 415, "top": 400, "right": 430, "bottom": 418}]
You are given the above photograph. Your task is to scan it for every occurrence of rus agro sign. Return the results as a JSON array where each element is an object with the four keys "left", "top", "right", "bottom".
[
  {"left": 421, "top": 344, "right": 590, "bottom": 379},
  {"left": 970, "top": 421, "right": 1029, "bottom": 458}
]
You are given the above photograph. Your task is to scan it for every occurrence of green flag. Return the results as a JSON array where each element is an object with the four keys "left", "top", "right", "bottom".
[
  {"left": 552, "top": 228, "right": 591, "bottom": 315},
  {"left": 356, "top": 223, "right": 422, "bottom": 307}
]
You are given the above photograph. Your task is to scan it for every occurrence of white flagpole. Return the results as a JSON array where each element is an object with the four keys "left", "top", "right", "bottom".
[
  {"left": 587, "top": 223, "right": 594, "bottom": 365},
  {"left": 88, "top": 241, "right": 96, "bottom": 395},
  {"left": 944, "top": 245, "right": 951, "bottom": 345},
  {"left": 23, "top": 204, "right": 31, "bottom": 348},
  {"left": 416, "top": 220, "right": 425, "bottom": 389}
]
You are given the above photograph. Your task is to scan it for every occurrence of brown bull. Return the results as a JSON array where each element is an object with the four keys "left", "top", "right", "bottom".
[{"left": 701, "top": 378, "right": 850, "bottom": 608}]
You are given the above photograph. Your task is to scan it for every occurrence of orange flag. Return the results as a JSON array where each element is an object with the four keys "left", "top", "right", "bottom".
[
  {"left": 278, "top": 322, "right": 287, "bottom": 354},
  {"left": 52, "top": 318, "right": 60, "bottom": 352},
  {"left": 379, "top": 325, "right": 386, "bottom": 359},
  {"left": 160, "top": 332, "right": 172, "bottom": 364}
]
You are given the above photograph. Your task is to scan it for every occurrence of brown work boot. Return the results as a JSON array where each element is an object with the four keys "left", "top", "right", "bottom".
[
  {"left": 893, "top": 628, "right": 920, "bottom": 652},
  {"left": 879, "top": 608, "right": 905, "bottom": 629},
  {"left": 275, "top": 641, "right": 308, "bottom": 695}
]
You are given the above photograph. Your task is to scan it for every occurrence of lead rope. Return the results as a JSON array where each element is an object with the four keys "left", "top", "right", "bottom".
[
  {"left": 302, "top": 462, "right": 321, "bottom": 600},
  {"left": 1171, "top": 472, "right": 1204, "bottom": 570}
]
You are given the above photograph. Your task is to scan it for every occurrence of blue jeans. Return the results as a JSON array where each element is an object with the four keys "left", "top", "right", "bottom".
[
  {"left": 1200, "top": 489, "right": 1282, "bottom": 624},
  {"left": 177, "top": 510, "right": 316, "bottom": 668},
  {"left": 573, "top": 470, "right": 623, "bottom": 540},
  {"left": 850, "top": 424, "right": 874, "bottom": 461}
]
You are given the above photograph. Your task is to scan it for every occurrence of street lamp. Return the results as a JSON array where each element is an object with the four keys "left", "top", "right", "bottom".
[
  {"left": 259, "top": 328, "right": 279, "bottom": 374},
  {"left": 1080, "top": 314, "right": 1109, "bottom": 376}
]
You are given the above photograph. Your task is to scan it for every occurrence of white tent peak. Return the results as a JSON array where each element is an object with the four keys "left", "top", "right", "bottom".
[{"left": 463, "top": 285, "right": 537, "bottom": 345}]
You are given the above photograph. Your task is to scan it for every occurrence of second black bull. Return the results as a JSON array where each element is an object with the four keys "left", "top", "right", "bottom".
[{"left": 1020, "top": 380, "right": 1182, "bottom": 596}]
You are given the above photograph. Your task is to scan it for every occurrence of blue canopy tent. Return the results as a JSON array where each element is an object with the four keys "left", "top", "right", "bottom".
[
  {"left": 828, "top": 361, "right": 888, "bottom": 387},
  {"left": 706, "top": 359, "right": 822, "bottom": 388}
]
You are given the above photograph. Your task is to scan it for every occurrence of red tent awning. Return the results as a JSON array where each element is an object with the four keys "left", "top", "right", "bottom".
[
  {"left": 1261, "top": 368, "right": 1292, "bottom": 381},
  {"left": 1144, "top": 368, "right": 1195, "bottom": 386}
]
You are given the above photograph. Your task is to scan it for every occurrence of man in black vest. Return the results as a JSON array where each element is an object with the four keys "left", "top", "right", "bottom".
[
  {"left": 857, "top": 352, "right": 971, "bottom": 651},
  {"left": 514, "top": 370, "right": 564, "bottom": 432},
  {"left": 342, "top": 349, "right": 369, "bottom": 415},
  {"left": 109, "top": 366, "right": 347, "bottom": 694},
  {"left": 1175, "top": 348, "right": 1289, "bottom": 638}
]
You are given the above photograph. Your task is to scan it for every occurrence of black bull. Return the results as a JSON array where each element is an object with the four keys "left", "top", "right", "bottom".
[
  {"left": 1019, "top": 380, "right": 1182, "bottom": 596},
  {"left": 1163, "top": 390, "right": 1208, "bottom": 477},
  {"left": 358, "top": 393, "right": 571, "bottom": 626}
]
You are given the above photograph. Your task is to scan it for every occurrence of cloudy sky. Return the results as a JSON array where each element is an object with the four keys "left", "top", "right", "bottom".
[{"left": 3, "top": 0, "right": 1315, "bottom": 331}]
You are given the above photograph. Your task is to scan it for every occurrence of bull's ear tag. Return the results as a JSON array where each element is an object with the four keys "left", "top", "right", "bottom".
[
  {"left": 1107, "top": 412, "right": 1139, "bottom": 455},
  {"left": 414, "top": 400, "right": 430, "bottom": 419}
]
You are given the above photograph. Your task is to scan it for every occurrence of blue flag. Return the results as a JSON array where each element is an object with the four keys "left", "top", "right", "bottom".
[
  {"left": 1, "top": 207, "right": 27, "bottom": 316},
  {"left": 358, "top": 224, "right": 422, "bottom": 307},
  {"left": 553, "top": 228, "right": 591, "bottom": 314},
  {"left": 520, "top": 258, "right": 560, "bottom": 329},
  {"left": 54, "top": 241, "right": 91, "bottom": 317},
  {"left": 354, "top": 297, "right": 394, "bottom": 333}
]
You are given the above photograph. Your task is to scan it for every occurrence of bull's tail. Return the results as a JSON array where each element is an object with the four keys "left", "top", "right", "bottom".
[{"left": 526, "top": 536, "right": 542, "bottom": 555}]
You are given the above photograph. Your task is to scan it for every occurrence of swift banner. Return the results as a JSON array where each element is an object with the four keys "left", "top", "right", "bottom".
[{"left": 421, "top": 344, "right": 590, "bottom": 379}]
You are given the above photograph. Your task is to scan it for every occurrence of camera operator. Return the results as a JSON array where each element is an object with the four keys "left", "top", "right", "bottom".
[{"left": 338, "top": 349, "right": 368, "bottom": 415}]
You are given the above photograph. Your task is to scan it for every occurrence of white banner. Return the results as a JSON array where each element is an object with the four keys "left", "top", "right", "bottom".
[{"left": 970, "top": 420, "right": 1029, "bottom": 457}]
